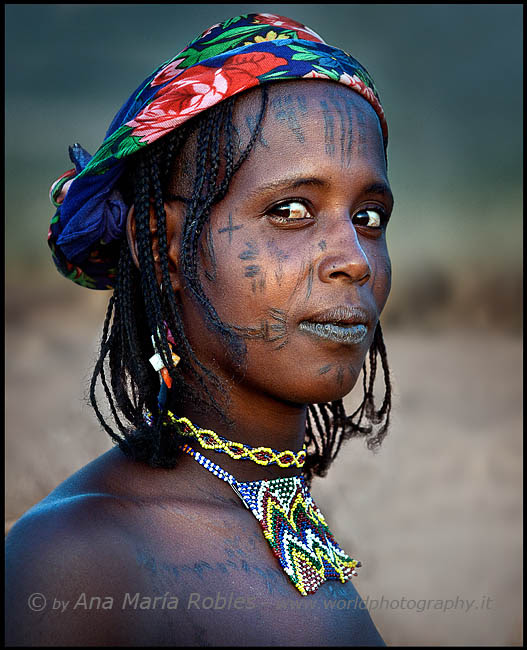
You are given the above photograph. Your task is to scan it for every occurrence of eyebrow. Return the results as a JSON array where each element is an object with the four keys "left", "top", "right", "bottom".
[
  {"left": 245, "top": 176, "right": 328, "bottom": 200},
  {"left": 362, "top": 182, "right": 394, "bottom": 203},
  {"left": 246, "top": 176, "right": 393, "bottom": 204}
]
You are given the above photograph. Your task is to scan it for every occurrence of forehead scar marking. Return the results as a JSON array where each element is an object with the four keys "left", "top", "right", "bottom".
[
  {"left": 356, "top": 108, "right": 367, "bottom": 155},
  {"left": 327, "top": 87, "right": 354, "bottom": 166},
  {"left": 218, "top": 213, "right": 242, "bottom": 243},
  {"left": 321, "top": 100, "right": 335, "bottom": 157},
  {"left": 344, "top": 98, "right": 354, "bottom": 167},
  {"left": 245, "top": 113, "right": 269, "bottom": 148},
  {"left": 296, "top": 94, "right": 308, "bottom": 116},
  {"left": 231, "top": 123, "right": 244, "bottom": 153},
  {"left": 318, "top": 240, "right": 327, "bottom": 251},
  {"left": 328, "top": 96, "right": 347, "bottom": 167},
  {"left": 271, "top": 94, "right": 305, "bottom": 144},
  {"left": 239, "top": 241, "right": 259, "bottom": 261},
  {"left": 318, "top": 365, "right": 332, "bottom": 375}
]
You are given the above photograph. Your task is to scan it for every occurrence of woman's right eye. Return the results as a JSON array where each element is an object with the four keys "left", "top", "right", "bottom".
[{"left": 266, "top": 200, "right": 314, "bottom": 224}]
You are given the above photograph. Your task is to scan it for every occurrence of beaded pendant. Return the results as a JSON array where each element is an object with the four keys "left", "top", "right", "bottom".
[{"left": 181, "top": 444, "right": 361, "bottom": 596}]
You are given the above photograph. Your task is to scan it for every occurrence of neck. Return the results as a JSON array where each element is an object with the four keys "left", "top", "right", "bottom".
[{"left": 175, "top": 382, "right": 308, "bottom": 482}]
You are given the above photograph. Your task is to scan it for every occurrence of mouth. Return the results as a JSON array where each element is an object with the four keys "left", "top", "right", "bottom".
[{"left": 298, "top": 305, "right": 370, "bottom": 345}]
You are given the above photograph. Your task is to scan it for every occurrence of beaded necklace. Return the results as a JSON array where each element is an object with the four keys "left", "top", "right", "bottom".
[
  {"left": 181, "top": 443, "right": 361, "bottom": 596},
  {"left": 168, "top": 413, "right": 307, "bottom": 467},
  {"left": 144, "top": 410, "right": 307, "bottom": 468}
]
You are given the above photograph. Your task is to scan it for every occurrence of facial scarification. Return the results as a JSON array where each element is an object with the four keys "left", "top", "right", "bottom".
[{"left": 168, "top": 80, "right": 392, "bottom": 408}]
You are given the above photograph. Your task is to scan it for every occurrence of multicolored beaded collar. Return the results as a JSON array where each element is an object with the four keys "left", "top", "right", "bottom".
[{"left": 180, "top": 443, "right": 361, "bottom": 596}]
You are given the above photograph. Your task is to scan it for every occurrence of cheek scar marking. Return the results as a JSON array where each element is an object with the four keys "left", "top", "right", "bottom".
[
  {"left": 204, "top": 223, "right": 217, "bottom": 282},
  {"left": 218, "top": 213, "right": 243, "bottom": 243},
  {"left": 244, "top": 264, "right": 260, "bottom": 295},
  {"left": 267, "top": 240, "right": 289, "bottom": 286},
  {"left": 336, "top": 365, "right": 344, "bottom": 387},
  {"left": 291, "top": 260, "right": 306, "bottom": 301},
  {"left": 318, "top": 240, "right": 327, "bottom": 251},
  {"left": 244, "top": 265, "right": 260, "bottom": 278},
  {"left": 306, "top": 263, "right": 314, "bottom": 300},
  {"left": 318, "top": 365, "right": 332, "bottom": 375},
  {"left": 239, "top": 241, "right": 259, "bottom": 261},
  {"left": 230, "top": 308, "right": 288, "bottom": 349}
]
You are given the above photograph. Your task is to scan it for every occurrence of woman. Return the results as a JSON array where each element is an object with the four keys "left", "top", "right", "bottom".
[{"left": 6, "top": 14, "right": 392, "bottom": 646}]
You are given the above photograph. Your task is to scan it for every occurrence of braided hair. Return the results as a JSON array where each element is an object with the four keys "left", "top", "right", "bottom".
[{"left": 89, "top": 84, "right": 392, "bottom": 482}]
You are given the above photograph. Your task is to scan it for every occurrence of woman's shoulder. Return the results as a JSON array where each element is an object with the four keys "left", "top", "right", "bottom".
[
  {"left": 6, "top": 447, "right": 151, "bottom": 553},
  {"left": 4, "top": 448, "right": 195, "bottom": 645}
]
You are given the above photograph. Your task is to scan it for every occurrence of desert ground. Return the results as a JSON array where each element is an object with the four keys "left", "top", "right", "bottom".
[{"left": 5, "top": 284, "right": 522, "bottom": 646}]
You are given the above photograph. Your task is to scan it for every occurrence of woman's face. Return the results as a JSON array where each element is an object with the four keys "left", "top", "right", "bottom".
[{"left": 171, "top": 80, "right": 392, "bottom": 406}]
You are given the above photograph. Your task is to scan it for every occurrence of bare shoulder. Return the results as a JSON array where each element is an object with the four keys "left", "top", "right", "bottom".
[{"left": 4, "top": 448, "right": 192, "bottom": 646}]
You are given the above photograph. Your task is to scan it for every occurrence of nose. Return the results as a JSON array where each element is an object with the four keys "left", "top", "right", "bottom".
[{"left": 317, "top": 223, "right": 372, "bottom": 286}]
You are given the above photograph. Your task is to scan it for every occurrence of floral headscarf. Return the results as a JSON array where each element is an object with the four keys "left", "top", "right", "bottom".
[{"left": 48, "top": 13, "right": 388, "bottom": 290}]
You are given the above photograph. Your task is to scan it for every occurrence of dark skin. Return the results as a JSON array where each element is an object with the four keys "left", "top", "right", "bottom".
[{"left": 5, "top": 81, "right": 391, "bottom": 645}]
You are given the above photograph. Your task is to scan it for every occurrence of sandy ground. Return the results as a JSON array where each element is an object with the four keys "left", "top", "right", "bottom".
[{"left": 5, "top": 286, "right": 523, "bottom": 646}]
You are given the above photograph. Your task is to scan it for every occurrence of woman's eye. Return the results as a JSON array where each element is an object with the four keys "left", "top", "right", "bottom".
[
  {"left": 267, "top": 201, "right": 313, "bottom": 222},
  {"left": 353, "top": 208, "right": 385, "bottom": 228}
]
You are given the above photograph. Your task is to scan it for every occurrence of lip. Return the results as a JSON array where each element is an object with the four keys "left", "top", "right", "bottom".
[{"left": 298, "top": 305, "right": 371, "bottom": 345}]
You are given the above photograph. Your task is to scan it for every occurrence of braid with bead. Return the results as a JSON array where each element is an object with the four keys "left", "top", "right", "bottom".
[{"left": 89, "top": 84, "right": 392, "bottom": 476}]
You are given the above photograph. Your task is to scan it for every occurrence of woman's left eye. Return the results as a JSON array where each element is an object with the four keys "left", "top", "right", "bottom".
[
  {"left": 353, "top": 208, "right": 385, "bottom": 228},
  {"left": 267, "top": 201, "right": 314, "bottom": 223}
]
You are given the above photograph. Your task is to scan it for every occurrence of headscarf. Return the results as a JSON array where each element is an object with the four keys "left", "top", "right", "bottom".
[{"left": 48, "top": 13, "right": 388, "bottom": 290}]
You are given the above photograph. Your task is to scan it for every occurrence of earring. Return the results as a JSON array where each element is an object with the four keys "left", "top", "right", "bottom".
[{"left": 149, "top": 325, "right": 180, "bottom": 410}]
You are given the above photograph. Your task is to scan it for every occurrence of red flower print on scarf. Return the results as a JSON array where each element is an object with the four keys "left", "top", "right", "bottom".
[
  {"left": 128, "top": 52, "right": 287, "bottom": 144},
  {"left": 254, "top": 13, "right": 324, "bottom": 42},
  {"left": 150, "top": 58, "right": 185, "bottom": 87}
]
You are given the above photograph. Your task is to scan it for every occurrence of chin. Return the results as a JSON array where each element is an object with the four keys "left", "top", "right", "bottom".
[{"left": 281, "top": 374, "right": 360, "bottom": 407}]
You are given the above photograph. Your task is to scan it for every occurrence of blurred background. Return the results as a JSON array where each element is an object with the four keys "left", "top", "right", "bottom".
[{"left": 5, "top": 4, "right": 522, "bottom": 646}]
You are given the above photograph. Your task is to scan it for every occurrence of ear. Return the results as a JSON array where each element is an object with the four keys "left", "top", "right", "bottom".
[{"left": 125, "top": 201, "right": 185, "bottom": 293}]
